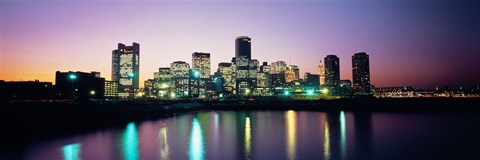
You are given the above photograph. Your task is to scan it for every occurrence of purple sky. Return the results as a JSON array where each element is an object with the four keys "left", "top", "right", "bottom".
[{"left": 1, "top": 0, "right": 479, "bottom": 89}]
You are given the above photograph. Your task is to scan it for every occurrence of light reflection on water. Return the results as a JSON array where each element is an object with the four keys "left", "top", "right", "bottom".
[
  {"left": 188, "top": 118, "right": 204, "bottom": 160},
  {"left": 340, "top": 111, "right": 347, "bottom": 160},
  {"left": 286, "top": 110, "right": 296, "bottom": 160},
  {"left": 244, "top": 117, "right": 251, "bottom": 160},
  {"left": 62, "top": 143, "right": 80, "bottom": 160},
  {"left": 158, "top": 126, "right": 169, "bottom": 160},
  {"left": 123, "top": 122, "right": 138, "bottom": 160},
  {"left": 22, "top": 111, "right": 480, "bottom": 160}
]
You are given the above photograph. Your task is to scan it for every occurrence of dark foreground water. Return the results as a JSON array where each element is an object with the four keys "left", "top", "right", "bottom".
[{"left": 23, "top": 110, "right": 480, "bottom": 160}]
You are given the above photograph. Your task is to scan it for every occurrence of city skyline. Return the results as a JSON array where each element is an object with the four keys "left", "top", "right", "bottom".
[{"left": 1, "top": 0, "right": 479, "bottom": 89}]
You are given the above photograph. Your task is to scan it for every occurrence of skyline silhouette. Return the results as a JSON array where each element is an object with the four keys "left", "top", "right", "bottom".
[{"left": 1, "top": 0, "right": 479, "bottom": 89}]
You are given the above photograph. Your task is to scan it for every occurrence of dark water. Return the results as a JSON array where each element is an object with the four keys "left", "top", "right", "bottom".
[{"left": 23, "top": 110, "right": 480, "bottom": 160}]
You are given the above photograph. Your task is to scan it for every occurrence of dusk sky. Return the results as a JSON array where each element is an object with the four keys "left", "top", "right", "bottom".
[{"left": 1, "top": 0, "right": 479, "bottom": 89}]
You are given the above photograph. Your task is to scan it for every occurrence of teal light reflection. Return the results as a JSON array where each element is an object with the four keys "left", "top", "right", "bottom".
[
  {"left": 62, "top": 143, "right": 81, "bottom": 160},
  {"left": 340, "top": 111, "right": 347, "bottom": 160},
  {"left": 123, "top": 122, "right": 139, "bottom": 160},
  {"left": 189, "top": 118, "right": 204, "bottom": 160}
]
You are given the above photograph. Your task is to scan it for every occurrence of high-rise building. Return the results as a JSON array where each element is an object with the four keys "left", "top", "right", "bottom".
[
  {"left": 218, "top": 62, "right": 234, "bottom": 94},
  {"left": 318, "top": 60, "right": 325, "bottom": 85},
  {"left": 324, "top": 55, "right": 340, "bottom": 86},
  {"left": 235, "top": 36, "right": 251, "bottom": 60},
  {"left": 112, "top": 43, "right": 140, "bottom": 97},
  {"left": 235, "top": 56, "right": 258, "bottom": 96},
  {"left": 154, "top": 67, "right": 172, "bottom": 97},
  {"left": 192, "top": 52, "right": 211, "bottom": 78},
  {"left": 170, "top": 61, "right": 190, "bottom": 97},
  {"left": 352, "top": 52, "right": 371, "bottom": 95},
  {"left": 285, "top": 66, "right": 296, "bottom": 83},
  {"left": 235, "top": 36, "right": 257, "bottom": 96},
  {"left": 190, "top": 52, "right": 211, "bottom": 97},
  {"left": 285, "top": 65, "right": 299, "bottom": 83},
  {"left": 270, "top": 61, "right": 287, "bottom": 74},
  {"left": 255, "top": 62, "right": 271, "bottom": 96},
  {"left": 291, "top": 65, "right": 300, "bottom": 80}
]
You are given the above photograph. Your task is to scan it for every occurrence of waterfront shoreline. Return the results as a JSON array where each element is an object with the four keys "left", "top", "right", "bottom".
[{"left": 1, "top": 97, "right": 480, "bottom": 155}]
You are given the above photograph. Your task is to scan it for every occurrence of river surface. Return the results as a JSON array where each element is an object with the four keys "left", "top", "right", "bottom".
[{"left": 23, "top": 110, "right": 480, "bottom": 160}]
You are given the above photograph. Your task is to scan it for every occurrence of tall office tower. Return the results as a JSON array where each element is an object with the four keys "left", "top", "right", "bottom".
[
  {"left": 154, "top": 67, "right": 172, "bottom": 97},
  {"left": 218, "top": 62, "right": 234, "bottom": 94},
  {"left": 170, "top": 61, "right": 190, "bottom": 97},
  {"left": 270, "top": 61, "right": 287, "bottom": 74},
  {"left": 352, "top": 52, "right": 371, "bottom": 95},
  {"left": 290, "top": 65, "right": 300, "bottom": 80},
  {"left": 234, "top": 36, "right": 257, "bottom": 96},
  {"left": 192, "top": 52, "right": 211, "bottom": 78},
  {"left": 112, "top": 42, "right": 140, "bottom": 97},
  {"left": 260, "top": 62, "right": 270, "bottom": 73},
  {"left": 324, "top": 55, "right": 340, "bottom": 86},
  {"left": 255, "top": 62, "right": 271, "bottom": 96},
  {"left": 236, "top": 56, "right": 258, "bottom": 96},
  {"left": 318, "top": 60, "right": 325, "bottom": 85},
  {"left": 235, "top": 36, "right": 251, "bottom": 60},
  {"left": 285, "top": 66, "right": 296, "bottom": 83}
]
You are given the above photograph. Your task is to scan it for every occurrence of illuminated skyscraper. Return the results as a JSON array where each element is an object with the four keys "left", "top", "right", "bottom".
[
  {"left": 290, "top": 65, "right": 300, "bottom": 80},
  {"left": 192, "top": 52, "right": 211, "bottom": 79},
  {"left": 235, "top": 36, "right": 257, "bottom": 96},
  {"left": 324, "top": 55, "right": 340, "bottom": 86},
  {"left": 285, "top": 66, "right": 296, "bottom": 83},
  {"left": 154, "top": 67, "right": 172, "bottom": 97},
  {"left": 318, "top": 60, "right": 325, "bottom": 85},
  {"left": 218, "top": 62, "right": 234, "bottom": 94},
  {"left": 235, "top": 36, "right": 251, "bottom": 60},
  {"left": 285, "top": 65, "right": 299, "bottom": 83},
  {"left": 352, "top": 52, "right": 371, "bottom": 95},
  {"left": 255, "top": 62, "right": 271, "bottom": 96},
  {"left": 236, "top": 56, "right": 258, "bottom": 96},
  {"left": 170, "top": 61, "right": 190, "bottom": 97},
  {"left": 270, "top": 61, "right": 287, "bottom": 74},
  {"left": 112, "top": 43, "right": 140, "bottom": 97}
]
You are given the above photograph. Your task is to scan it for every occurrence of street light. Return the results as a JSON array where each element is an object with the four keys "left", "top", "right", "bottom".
[
  {"left": 321, "top": 88, "right": 329, "bottom": 94},
  {"left": 307, "top": 90, "right": 314, "bottom": 96},
  {"left": 284, "top": 91, "right": 290, "bottom": 96},
  {"left": 69, "top": 74, "right": 77, "bottom": 80},
  {"left": 69, "top": 73, "right": 77, "bottom": 99}
]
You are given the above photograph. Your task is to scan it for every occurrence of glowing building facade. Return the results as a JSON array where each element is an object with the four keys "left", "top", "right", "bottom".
[
  {"left": 170, "top": 61, "right": 190, "bottom": 97},
  {"left": 218, "top": 62, "right": 235, "bottom": 94},
  {"left": 112, "top": 43, "right": 140, "bottom": 97},
  {"left": 270, "top": 61, "right": 287, "bottom": 74},
  {"left": 154, "top": 67, "right": 172, "bottom": 97},
  {"left": 104, "top": 80, "right": 118, "bottom": 97},
  {"left": 318, "top": 60, "right": 325, "bottom": 85}
]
